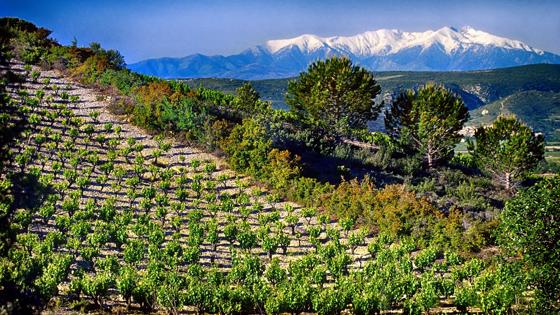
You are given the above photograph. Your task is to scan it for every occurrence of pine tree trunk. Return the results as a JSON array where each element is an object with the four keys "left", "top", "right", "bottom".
[
  {"left": 427, "top": 152, "right": 433, "bottom": 168},
  {"left": 426, "top": 141, "right": 434, "bottom": 168}
]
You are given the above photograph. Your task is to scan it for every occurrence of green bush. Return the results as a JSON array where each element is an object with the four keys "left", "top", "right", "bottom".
[
  {"left": 284, "top": 176, "right": 333, "bottom": 207},
  {"left": 498, "top": 176, "right": 560, "bottom": 311},
  {"left": 450, "top": 152, "right": 477, "bottom": 169},
  {"left": 321, "top": 177, "right": 376, "bottom": 221},
  {"left": 160, "top": 98, "right": 208, "bottom": 140},
  {"left": 98, "top": 69, "right": 147, "bottom": 95},
  {"left": 222, "top": 118, "right": 272, "bottom": 178},
  {"left": 43, "top": 46, "right": 80, "bottom": 70}
]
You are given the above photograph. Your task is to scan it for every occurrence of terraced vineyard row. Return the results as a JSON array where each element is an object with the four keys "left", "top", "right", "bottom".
[{"left": 9, "top": 61, "right": 376, "bottom": 269}]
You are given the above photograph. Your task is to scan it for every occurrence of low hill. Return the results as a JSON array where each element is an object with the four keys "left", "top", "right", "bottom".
[{"left": 469, "top": 90, "right": 560, "bottom": 142}]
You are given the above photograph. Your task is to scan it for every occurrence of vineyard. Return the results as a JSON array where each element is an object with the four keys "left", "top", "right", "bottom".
[
  {"left": 0, "top": 57, "right": 527, "bottom": 315},
  {"left": 1, "top": 18, "right": 559, "bottom": 315}
]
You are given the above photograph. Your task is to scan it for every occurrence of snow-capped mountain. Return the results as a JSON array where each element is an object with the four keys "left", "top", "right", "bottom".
[
  {"left": 129, "top": 26, "right": 560, "bottom": 79},
  {"left": 265, "top": 26, "right": 541, "bottom": 56}
]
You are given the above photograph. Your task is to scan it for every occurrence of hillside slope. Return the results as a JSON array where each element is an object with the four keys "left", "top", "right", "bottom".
[{"left": 469, "top": 91, "right": 560, "bottom": 142}]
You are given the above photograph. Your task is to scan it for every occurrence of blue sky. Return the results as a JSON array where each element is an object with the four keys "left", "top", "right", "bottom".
[{"left": 2, "top": 0, "right": 560, "bottom": 63}]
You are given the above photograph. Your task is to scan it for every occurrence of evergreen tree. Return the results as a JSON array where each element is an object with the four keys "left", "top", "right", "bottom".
[
  {"left": 498, "top": 176, "right": 560, "bottom": 311},
  {"left": 469, "top": 115, "right": 544, "bottom": 191},
  {"left": 234, "top": 83, "right": 260, "bottom": 112},
  {"left": 286, "top": 56, "right": 382, "bottom": 138},
  {"left": 385, "top": 84, "right": 469, "bottom": 168}
]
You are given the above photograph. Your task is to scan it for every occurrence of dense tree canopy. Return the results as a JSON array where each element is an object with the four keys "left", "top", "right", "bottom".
[
  {"left": 286, "top": 56, "right": 382, "bottom": 138},
  {"left": 469, "top": 115, "right": 544, "bottom": 191},
  {"left": 498, "top": 176, "right": 560, "bottom": 311},
  {"left": 385, "top": 84, "right": 469, "bottom": 168}
]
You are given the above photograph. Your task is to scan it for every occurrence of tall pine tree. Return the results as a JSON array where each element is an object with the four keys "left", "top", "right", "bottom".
[
  {"left": 385, "top": 84, "right": 469, "bottom": 168},
  {"left": 286, "top": 56, "right": 382, "bottom": 139},
  {"left": 469, "top": 115, "right": 544, "bottom": 191}
]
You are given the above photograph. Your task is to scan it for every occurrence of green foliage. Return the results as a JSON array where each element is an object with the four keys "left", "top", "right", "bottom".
[
  {"left": 263, "top": 149, "right": 302, "bottom": 190},
  {"left": 34, "top": 253, "right": 72, "bottom": 302},
  {"left": 450, "top": 152, "right": 477, "bottom": 169},
  {"left": 474, "top": 262, "right": 526, "bottom": 315},
  {"left": 312, "top": 286, "right": 348, "bottom": 315},
  {"left": 2, "top": 17, "right": 552, "bottom": 315},
  {"left": 366, "top": 185, "right": 444, "bottom": 247},
  {"left": 88, "top": 42, "right": 126, "bottom": 69},
  {"left": 222, "top": 118, "right": 272, "bottom": 177},
  {"left": 287, "top": 56, "right": 382, "bottom": 137},
  {"left": 499, "top": 176, "right": 560, "bottom": 311},
  {"left": 284, "top": 176, "right": 333, "bottom": 207},
  {"left": 233, "top": 82, "right": 270, "bottom": 113},
  {"left": 81, "top": 271, "right": 114, "bottom": 306},
  {"left": 98, "top": 69, "right": 148, "bottom": 95},
  {"left": 41, "top": 45, "right": 78, "bottom": 70},
  {"left": 470, "top": 115, "right": 545, "bottom": 191},
  {"left": 1, "top": 18, "right": 53, "bottom": 65},
  {"left": 160, "top": 98, "right": 208, "bottom": 140},
  {"left": 385, "top": 84, "right": 469, "bottom": 167},
  {"left": 321, "top": 176, "right": 376, "bottom": 221}
]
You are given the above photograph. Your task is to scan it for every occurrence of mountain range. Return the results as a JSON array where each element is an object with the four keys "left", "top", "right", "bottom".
[{"left": 129, "top": 26, "right": 560, "bottom": 79}]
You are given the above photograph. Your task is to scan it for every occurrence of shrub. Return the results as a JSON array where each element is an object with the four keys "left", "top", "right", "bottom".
[
  {"left": 321, "top": 176, "right": 376, "bottom": 221},
  {"left": 264, "top": 149, "right": 302, "bottom": 190},
  {"left": 498, "top": 176, "right": 560, "bottom": 311},
  {"left": 285, "top": 176, "right": 333, "bottom": 207},
  {"left": 366, "top": 185, "right": 443, "bottom": 247},
  {"left": 98, "top": 69, "right": 147, "bottom": 95},
  {"left": 203, "top": 119, "right": 232, "bottom": 151},
  {"left": 222, "top": 119, "right": 272, "bottom": 178},
  {"left": 132, "top": 81, "right": 175, "bottom": 130},
  {"left": 43, "top": 46, "right": 80, "bottom": 70},
  {"left": 73, "top": 54, "right": 111, "bottom": 84},
  {"left": 450, "top": 152, "right": 477, "bottom": 169},
  {"left": 160, "top": 98, "right": 207, "bottom": 137},
  {"left": 448, "top": 180, "right": 488, "bottom": 211}
]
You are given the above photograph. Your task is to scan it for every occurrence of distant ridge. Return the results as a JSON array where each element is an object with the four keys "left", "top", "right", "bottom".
[{"left": 129, "top": 26, "right": 560, "bottom": 80}]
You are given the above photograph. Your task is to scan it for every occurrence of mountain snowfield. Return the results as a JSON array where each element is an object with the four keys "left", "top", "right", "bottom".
[
  {"left": 129, "top": 26, "right": 560, "bottom": 79},
  {"left": 265, "top": 26, "right": 542, "bottom": 56}
]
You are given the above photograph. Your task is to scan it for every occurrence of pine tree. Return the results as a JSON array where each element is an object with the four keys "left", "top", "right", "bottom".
[
  {"left": 234, "top": 83, "right": 265, "bottom": 112},
  {"left": 385, "top": 84, "right": 469, "bottom": 168},
  {"left": 469, "top": 115, "right": 544, "bottom": 191},
  {"left": 286, "top": 56, "right": 382, "bottom": 138}
]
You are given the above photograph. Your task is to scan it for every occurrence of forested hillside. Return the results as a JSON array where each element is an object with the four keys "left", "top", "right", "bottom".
[{"left": 1, "top": 18, "right": 559, "bottom": 314}]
